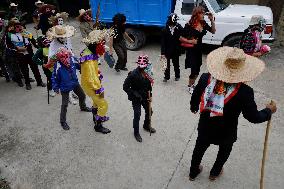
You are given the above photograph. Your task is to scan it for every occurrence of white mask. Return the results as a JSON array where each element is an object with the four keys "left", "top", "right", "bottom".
[{"left": 58, "top": 18, "right": 64, "bottom": 25}]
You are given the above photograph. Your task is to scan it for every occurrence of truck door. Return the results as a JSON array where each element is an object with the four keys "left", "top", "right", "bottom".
[{"left": 175, "top": 0, "right": 195, "bottom": 27}]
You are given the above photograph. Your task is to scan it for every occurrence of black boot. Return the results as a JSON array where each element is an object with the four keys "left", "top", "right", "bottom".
[
  {"left": 60, "top": 122, "right": 70, "bottom": 130},
  {"left": 143, "top": 122, "right": 156, "bottom": 133},
  {"left": 134, "top": 132, "right": 142, "bottom": 142},
  {"left": 81, "top": 107, "right": 92, "bottom": 112},
  {"left": 143, "top": 125, "right": 156, "bottom": 133},
  {"left": 94, "top": 120, "right": 111, "bottom": 134},
  {"left": 26, "top": 84, "right": 32, "bottom": 90},
  {"left": 92, "top": 107, "right": 98, "bottom": 124}
]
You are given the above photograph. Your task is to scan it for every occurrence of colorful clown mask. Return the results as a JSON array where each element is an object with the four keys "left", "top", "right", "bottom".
[{"left": 56, "top": 47, "right": 72, "bottom": 68}]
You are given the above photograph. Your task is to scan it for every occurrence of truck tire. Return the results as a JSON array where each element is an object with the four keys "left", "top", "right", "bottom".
[
  {"left": 125, "top": 28, "right": 146, "bottom": 51},
  {"left": 222, "top": 34, "right": 243, "bottom": 48}
]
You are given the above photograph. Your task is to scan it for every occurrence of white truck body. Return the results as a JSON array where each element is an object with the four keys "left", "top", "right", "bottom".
[{"left": 174, "top": 0, "right": 275, "bottom": 46}]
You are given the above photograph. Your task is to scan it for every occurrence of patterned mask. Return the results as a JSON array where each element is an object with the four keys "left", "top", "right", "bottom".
[{"left": 56, "top": 48, "right": 71, "bottom": 68}]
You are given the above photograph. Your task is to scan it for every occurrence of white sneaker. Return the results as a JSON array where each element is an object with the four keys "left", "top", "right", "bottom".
[
  {"left": 69, "top": 93, "right": 78, "bottom": 105},
  {"left": 49, "top": 90, "right": 56, "bottom": 97},
  {"left": 188, "top": 85, "right": 195, "bottom": 94}
]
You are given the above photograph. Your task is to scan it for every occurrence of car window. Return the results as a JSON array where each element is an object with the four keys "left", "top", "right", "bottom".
[
  {"left": 207, "top": 0, "right": 222, "bottom": 13},
  {"left": 181, "top": 0, "right": 195, "bottom": 15}
]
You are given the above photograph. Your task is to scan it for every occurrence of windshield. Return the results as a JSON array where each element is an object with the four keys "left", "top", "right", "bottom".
[{"left": 207, "top": 0, "right": 229, "bottom": 13}]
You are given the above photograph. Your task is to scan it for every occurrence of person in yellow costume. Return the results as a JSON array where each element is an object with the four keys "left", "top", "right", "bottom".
[{"left": 80, "top": 29, "right": 112, "bottom": 134}]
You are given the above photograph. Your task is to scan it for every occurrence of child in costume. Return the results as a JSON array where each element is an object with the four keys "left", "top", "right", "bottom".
[
  {"left": 33, "top": 36, "right": 56, "bottom": 97},
  {"left": 46, "top": 24, "right": 79, "bottom": 104},
  {"left": 80, "top": 30, "right": 112, "bottom": 134},
  {"left": 123, "top": 55, "right": 156, "bottom": 142},
  {"left": 240, "top": 15, "right": 271, "bottom": 57},
  {"left": 52, "top": 47, "right": 91, "bottom": 130}
]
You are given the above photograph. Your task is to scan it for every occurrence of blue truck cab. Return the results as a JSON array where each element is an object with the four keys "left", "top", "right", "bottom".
[
  {"left": 90, "top": 0, "right": 275, "bottom": 50},
  {"left": 90, "top": 0, "right": 175, "bottom": 50}
]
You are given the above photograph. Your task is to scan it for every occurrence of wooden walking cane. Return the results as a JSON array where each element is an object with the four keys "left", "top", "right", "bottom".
[
  {"left": 148, "top": 91, "right": 152, "bottom": 136},
  {"left": 260, "top": 100, "right": 275, "bottom": 189}
]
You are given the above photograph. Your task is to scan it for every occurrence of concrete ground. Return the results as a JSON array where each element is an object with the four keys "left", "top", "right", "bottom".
[{"left": 0, "top": 21, "right": 283, "bottom": 189}]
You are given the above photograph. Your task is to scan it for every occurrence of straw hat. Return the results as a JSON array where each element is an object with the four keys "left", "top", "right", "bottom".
[
  {"left": 82, "top": 29, "right": 113, "bottom": 44},
  {"left": 10, "top": 3, "right": 18, "bottom": 7},
  {"left": 39, "top": 4, "right": 56, "bottom": 13},
  {"left": 35, "top": 0, "right": 44, "bottom": 5},
  {"left": 77, "top": 9, "right": 92, "bottom": 19},
  {"left": 207, "top": 47, "right": 265, "bottom": 83},
  {"left": 49, "top": 12, "right": 69, "bottom": 25},
  {"left": 249, "top": 15, "right": 266, "bottom": 26},
  {"left": 46, "top": 25, "right": 75, "bottom": 40}
]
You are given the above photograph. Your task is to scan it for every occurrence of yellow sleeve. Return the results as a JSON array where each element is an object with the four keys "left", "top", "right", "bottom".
[{"left": 83, "top": 60, "right": 102, "bottom": 91}]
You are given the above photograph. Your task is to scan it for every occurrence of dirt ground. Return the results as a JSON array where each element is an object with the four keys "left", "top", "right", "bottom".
[{"left": 0, "top": 21, "right": 283, "bottom": 189}]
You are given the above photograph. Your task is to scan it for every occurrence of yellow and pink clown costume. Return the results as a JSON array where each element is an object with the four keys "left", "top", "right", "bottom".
[{"left": 80, "top": 29, "right": 113, "bottom": 134}]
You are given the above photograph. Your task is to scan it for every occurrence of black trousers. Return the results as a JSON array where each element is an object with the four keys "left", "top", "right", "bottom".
[
  {"left": 114, "top": 40, "right": 127, "bottom": 70},
  {"left": 164, "top": 56, "right": 180, "bottom": 80},
  {"left": 60, "top": 84, "right": 87, "bottom": 123},
  {"left": 0, "top": 56, "right": 9, "bottom": 79},
  {"left": 17, "top": 54, "right": 43, "bottom": 85},
  {"left": 189, "top": 137, "right": 233, "bottom": 178},
  {"left": 132, "top": 99, "right": 150, "bottom": 134}
]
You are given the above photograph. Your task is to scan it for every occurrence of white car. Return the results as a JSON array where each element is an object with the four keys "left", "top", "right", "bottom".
[{"left": 175, "top": 0, "right": 275, "bottom": 47}]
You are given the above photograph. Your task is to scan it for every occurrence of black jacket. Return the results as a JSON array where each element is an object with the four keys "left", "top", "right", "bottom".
[
  {"left": 190, "top": 73, "right": 272, "bottom": 144},
  {"left": 123, "top": 68, "right": 152, "bottom": 102},
  {"left": 161, "top": 23, "right": 183, "bottom": 58},
  {"left": 38, "top": 13, "right": 53, "bottom": 35}
]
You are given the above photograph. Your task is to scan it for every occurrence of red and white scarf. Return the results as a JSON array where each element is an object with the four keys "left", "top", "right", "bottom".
[{"left": 200, "top": 76, "right": 240, "bottom": 117}]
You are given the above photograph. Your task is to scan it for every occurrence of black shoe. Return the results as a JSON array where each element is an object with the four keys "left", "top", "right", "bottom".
[
  {"left": 120, "top": 67, "right": 128, "bottom": 71},
  {"left": 92, "top": 107, "right": 98, "bottom": 124},
  {"left": 189, "top": 165, "right": 203, "bottom": 181},
  {"left": 163, "top": 78, "right": 168, "bottom": 82},
  {"left": 18, "top": 82, "right": 24, "bottom": 87},
  {"left": 175, "top": 78, "right": 180, "bottom": 81},
  {"left": 81, "top": 107, "right": 92, "bottom": 112},
  {"left": 6, "top": 78, "right": 11, "bottom": 82},
  {"left": 29, "top": 78, "right": 35, "bottom": 82},
  {"left": 37, "top": 82, "right": 46, "bottom": 87},
  {"left": 143, "top": 126, "right": 156, "bottom": 133},
  {"left": 26, "top": 84, "right": 32, "bottom": 90},
  {"left": 94, "top": 125, "right": 111, "bottom": 134},
  {"left": 115, "top": 68, "right": 120, "bottom": 72},
  {"left": 134, "top": 133, "right": 142, "bottom": 142},
  {"left": 60, "top": 122, "right": 70, "bottom": 130}
]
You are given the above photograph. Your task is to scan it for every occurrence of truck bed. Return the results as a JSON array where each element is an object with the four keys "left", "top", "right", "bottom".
[{"left": 90, "top": 0, "right": 174, "bottom": 27}]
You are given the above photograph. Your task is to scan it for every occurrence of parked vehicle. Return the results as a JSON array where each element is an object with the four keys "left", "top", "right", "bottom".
[{"left": 90, "top": 0, "right": 275, "bottom": 50}]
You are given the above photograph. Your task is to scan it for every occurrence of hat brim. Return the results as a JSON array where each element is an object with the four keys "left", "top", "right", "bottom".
[
  {"left": 47, "top": 25, "right": 75, "bottom": 40},
  {"left": 82, "top": 29, "right": 113, "bottom": 44},
  {"left": 207, "top": 47, "right": 265, "bottom": 83},
  {"left": 39, "top": 4, "right": 56, "bottom": 13},
  {"left": 77, "top": 9, "right": 92, "bottom": 19}
]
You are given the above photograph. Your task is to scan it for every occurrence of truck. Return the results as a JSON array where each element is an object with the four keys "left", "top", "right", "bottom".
[{"left": 90, "top": 0, "right": 275, "bottom": 50}]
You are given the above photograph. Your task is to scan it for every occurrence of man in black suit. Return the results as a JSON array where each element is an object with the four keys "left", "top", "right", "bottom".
[
  {"left": 189, "top": 47, "right": 277, "bottom": 181},
  {"left": 161, "top": 13, "right": 183, "bottom": 82}
]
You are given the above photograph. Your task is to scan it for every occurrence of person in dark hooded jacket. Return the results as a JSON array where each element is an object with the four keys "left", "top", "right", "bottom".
[{"left": 123, "top": 55, "right": 156, "bottom": 142}]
